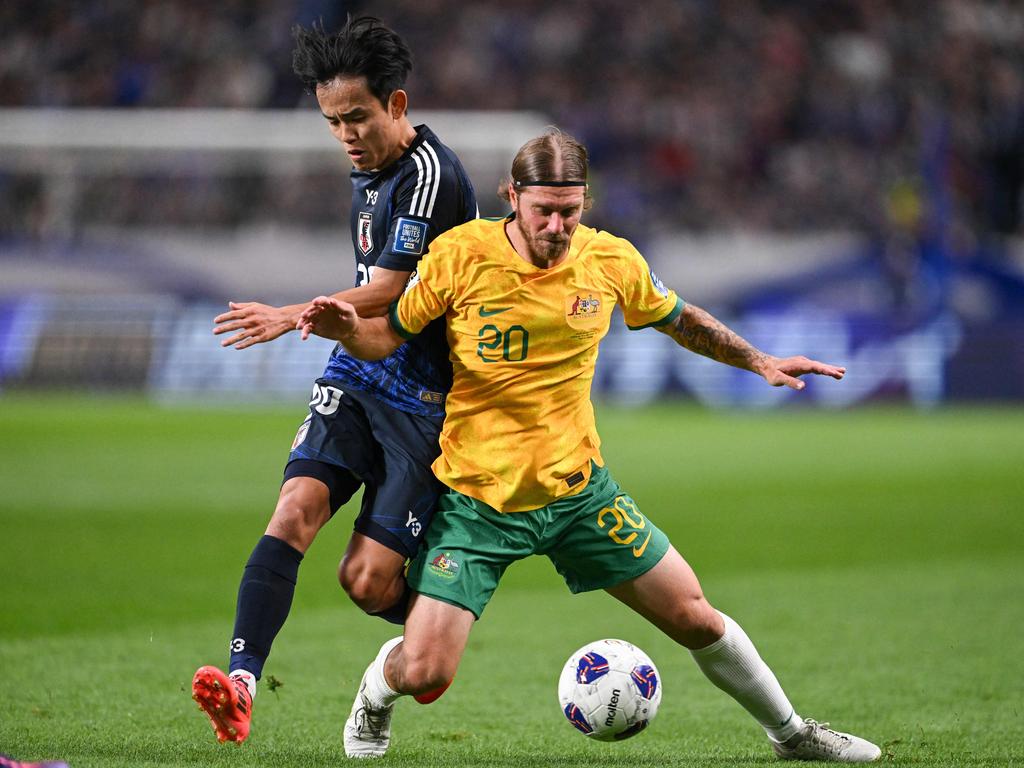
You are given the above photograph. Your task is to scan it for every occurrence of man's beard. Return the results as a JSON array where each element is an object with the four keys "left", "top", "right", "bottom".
[
  {"left": 535, "top": 235, "right": 568, "bottom": 256},
  {"left": 516, "top": 217, "right": 569, "bottom": 261}
]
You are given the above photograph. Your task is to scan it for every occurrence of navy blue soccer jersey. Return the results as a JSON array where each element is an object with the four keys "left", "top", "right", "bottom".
[{"left": 322, "top": 124, "right": 477, "bottom": 417}]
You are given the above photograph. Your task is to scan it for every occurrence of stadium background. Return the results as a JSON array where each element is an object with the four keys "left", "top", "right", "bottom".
[
  {"left": 1, "top": 2, "right": 1022, "bottom": 767},
  {"left": 3, "top": 0, "right": 1024, "bottom": 404}
]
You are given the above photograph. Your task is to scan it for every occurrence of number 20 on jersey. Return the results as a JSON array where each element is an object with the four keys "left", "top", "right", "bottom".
[{"left": 477, "top": 324, "right": 530, "bottom": 362}]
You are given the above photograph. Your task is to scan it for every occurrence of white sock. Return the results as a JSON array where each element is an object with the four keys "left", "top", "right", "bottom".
[
  {"left": 361, "top": 636, "right": 403, "bottom": 709},
  {"left": 690, "top": 611, "right": 804, "bottom": 742},
  {"left": 229, "top": 669, "right": 257, "bottom": 700}
]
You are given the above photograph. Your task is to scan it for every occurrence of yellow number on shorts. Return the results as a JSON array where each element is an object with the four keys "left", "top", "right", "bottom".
[{"left": 597, "top": 496, "right": 646, "bottom": 546}]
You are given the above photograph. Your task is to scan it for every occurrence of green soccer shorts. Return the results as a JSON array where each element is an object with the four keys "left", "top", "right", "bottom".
[{"left": 406, "top": 463, "right": 671, "bottom": 618}]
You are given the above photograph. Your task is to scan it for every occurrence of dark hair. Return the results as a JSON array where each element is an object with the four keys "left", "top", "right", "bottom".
[
  {"left": 499, "top": 127, "right": 593, "bottom": 209},
  {"left": 292, "top": 16, "right": 412, "bottom": 106}
]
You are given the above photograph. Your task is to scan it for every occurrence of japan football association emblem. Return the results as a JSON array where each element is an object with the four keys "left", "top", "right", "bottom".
[
  {"left": 292, "top": 416, "right": 311, "bottom": 449},
  {"left": 357, "top": 212, "right": 373, "bottom": 255}
]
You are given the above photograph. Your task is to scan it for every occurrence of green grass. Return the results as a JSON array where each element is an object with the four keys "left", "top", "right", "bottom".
[{"left": 1, "top": 395, "right": 1022, "bottom": 767}]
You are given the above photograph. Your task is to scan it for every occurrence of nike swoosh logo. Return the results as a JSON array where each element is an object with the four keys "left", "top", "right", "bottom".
[
  {"left": 479, "top": 306, "right": 512, "bottom": 317},
  {"left": 632, "top": 530, "right": 653, "bottom": 558}
]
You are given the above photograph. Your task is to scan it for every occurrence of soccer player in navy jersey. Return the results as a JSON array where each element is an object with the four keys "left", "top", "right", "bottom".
[{"left": 194, "top": 16, "right": 477, "bottom": 744}]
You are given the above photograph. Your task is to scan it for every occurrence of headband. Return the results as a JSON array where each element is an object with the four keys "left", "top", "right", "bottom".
[{"left": 513, "top": 179, "right": 588, "bottom": 188}]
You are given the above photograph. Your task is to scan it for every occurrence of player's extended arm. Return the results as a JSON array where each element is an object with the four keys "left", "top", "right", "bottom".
[
  {"left": 213, "top": 268, "right": 411, "bottom": 350},
  {"left": 296, "top": 296, "right": 404, "bottom": 361},
  {"left": 657, "top": 303, "right": 846, "bottom": 390}
]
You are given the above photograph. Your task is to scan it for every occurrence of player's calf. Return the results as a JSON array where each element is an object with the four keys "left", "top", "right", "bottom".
[{"left": 265, "top": 477, "right": 333, "bottom": 553}]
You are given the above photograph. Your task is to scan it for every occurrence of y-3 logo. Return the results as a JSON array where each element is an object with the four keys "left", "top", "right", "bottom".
[
  {"left": 406, "top": 510, "right": 422, "bottom": 537},
  {"left": 365, "top": 188, "right": 379, "bottom": 205}
]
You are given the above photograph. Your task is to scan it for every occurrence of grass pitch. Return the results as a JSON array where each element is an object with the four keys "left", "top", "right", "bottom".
[{"left": 1, "top": 396, "right": 1022, "bottom": 767}]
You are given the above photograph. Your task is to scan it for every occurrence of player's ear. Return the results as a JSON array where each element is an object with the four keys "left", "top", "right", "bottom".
[{"left": 389, "top": 89, "right": 408, "bottom": 119}]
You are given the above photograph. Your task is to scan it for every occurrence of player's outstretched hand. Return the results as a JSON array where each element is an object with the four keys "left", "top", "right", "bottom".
[
  {"left": 760, "top": 356, "right": 846, "bottom": 390},
  {"left": 213, "top": 301, "right": 296, "bottom": 350},
  {"left": 297, "top": 296, "right": 360, "bottom": 341}
]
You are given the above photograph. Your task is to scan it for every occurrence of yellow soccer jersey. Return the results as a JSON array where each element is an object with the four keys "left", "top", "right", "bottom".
[{"left": 389, "top": 216, "right": 683, "bottom": 513}]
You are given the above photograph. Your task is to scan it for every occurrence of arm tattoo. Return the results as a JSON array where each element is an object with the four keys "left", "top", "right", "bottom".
[{"left": 659, "top": 303, "right": 769, "bottom": 373}]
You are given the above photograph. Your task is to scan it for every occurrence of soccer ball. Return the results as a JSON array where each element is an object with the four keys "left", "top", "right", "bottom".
[{"left": 557, "top": 638, "right": 662, "bottom": 741}]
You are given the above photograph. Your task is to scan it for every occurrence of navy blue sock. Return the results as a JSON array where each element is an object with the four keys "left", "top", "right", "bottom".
[
  {"left": 229, "top": 535, "right": 303, "bottom": 679},
  {"left": 369, "top": 580, "right": 411, "bottom": 625}
]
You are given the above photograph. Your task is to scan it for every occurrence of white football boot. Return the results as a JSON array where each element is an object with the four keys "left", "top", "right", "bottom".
[
  {"left": 344, "top": 637, "right": 403, "bottom": 758},
  {"left": 772, "top": 718, "right": 882, "bottom": 762}
]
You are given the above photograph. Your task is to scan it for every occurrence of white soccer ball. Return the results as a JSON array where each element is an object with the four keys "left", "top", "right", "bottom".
[{"left": 557, "top": 638, "right": 662, "bottom": 741}]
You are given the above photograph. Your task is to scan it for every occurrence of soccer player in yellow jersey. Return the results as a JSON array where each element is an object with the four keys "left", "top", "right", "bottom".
[{"left": 298, "top": 129, "right": 882, "bottom": 762}]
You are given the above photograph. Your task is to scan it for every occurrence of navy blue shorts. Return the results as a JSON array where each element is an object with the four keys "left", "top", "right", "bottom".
[{"left": 283, "top": 378, "right": 444, "bottom": 558}]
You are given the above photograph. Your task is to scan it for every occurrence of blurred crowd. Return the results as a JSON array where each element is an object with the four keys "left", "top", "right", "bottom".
[{"left": 2, "top": 0, "right": 1023, "bottom": 242}]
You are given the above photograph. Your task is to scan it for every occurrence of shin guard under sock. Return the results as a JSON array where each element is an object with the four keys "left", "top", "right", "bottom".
[{"left": 229, "top": 535, "right": 303, "bottom": 679}]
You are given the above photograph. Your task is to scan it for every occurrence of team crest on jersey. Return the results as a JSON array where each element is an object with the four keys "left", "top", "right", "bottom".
[
  {"left": 393, "top": 217, "right": 428, "bottom": 255},
  {"left": 565, "top": 291, "right": 604, "bottom": 329},
  {"left": 649, "top": 269, "right": 669, "bottom": 297},
  {"left": 357, "top": 212, "right": 373, "bottom": 255}
]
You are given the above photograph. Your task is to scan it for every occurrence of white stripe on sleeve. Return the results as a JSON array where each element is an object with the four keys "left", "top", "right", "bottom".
[
  {"left": 413, "top": 145, "right": 436, "bottom": 217},
  {"left": 409, "top": 150, "right": 426, "bottom": 217},
  {"left": 422, "top": 143, "right": 443, "bottom": 219}
]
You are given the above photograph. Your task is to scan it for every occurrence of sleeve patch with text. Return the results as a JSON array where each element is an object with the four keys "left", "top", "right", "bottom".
[{"left": 393, "top": 217, "right": 428, "bottom": 255}]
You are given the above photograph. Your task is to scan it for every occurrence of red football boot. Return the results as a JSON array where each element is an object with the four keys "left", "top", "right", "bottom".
[
  {"left": 0, "top": 755, "right": 69, "bottom": 768},
  {"left": 413, "top": 677, "right": 454, "bottom": 705},
  {"left": 192, "top": 665, "right": 253, "bottom": 743}
]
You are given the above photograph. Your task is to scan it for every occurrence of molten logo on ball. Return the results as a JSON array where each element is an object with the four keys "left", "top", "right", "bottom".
[{"left": 557, "top": 639, "right": 662, "bottom": 742}]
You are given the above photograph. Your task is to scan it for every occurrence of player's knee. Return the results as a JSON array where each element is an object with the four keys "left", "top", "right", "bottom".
[
  {"left": 337, "top": 558, "right": 400, "bottom": 613},
  {"left": 671, "top": 595, "right": 724, "bottom": 649},
  {"left": 399, "top": 646, "right": 455, "bottom": 693}
]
